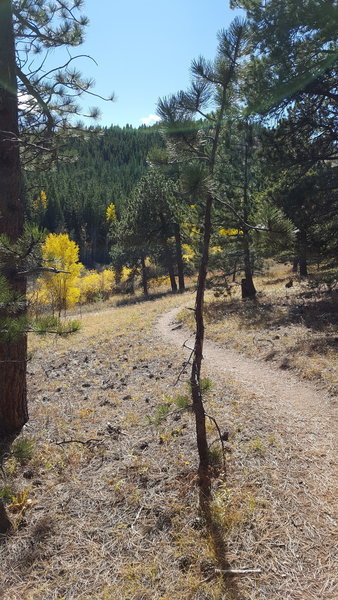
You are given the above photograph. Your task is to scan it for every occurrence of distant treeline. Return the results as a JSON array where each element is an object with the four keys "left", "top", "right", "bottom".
[{"left": 25, "top": 125, "right": 163, "bottom": 266}]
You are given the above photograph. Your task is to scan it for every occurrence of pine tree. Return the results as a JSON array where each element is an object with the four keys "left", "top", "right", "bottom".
[
  {"left": 0, "top": 0, "right": 109, "bottom": 532},
  {"left": 158, "top": 18, "right": 247, "bottom": 503}
]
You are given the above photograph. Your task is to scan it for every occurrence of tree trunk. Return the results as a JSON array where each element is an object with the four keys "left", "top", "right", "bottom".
[
  {"left": 173, "top": 223, "right": 185, "bottom": 293},
  {"left": 0, "top": 0, "right": 27, "bottom": 533},
  {"left": 298, "top": 230, "right": 308, "bottom": 278},
  {"left": 140, "top": 254, "right": 148, "bottom": 297},
  {"left": 191, "top": 195, "right": 213, "bottom": 505},
  {"left": 167, "top": 259, "right": 177, "bottom": 292},
  {"left": 292, "top": 256, "right": 299, "bottom": 273},
  {"left": 241, "top": 232, "right": 256, "bottom": 299},
  {"left": 114, "top": 265, "right": 122, "bottom": 285},
  {"left": 189, "top": 72, "right": 232, "bottom": 504},
  {"left": 232, "top": 259, "right": 237, "bottom": 282},
  {"left": 241, "top": 141, "right": 256, "bottom": 300},
  {"left": 159, "top": 212, "right": 177, "bottom": 292},
  {"left": 0, "top": 501, "right": 12, "bottom": 534}
]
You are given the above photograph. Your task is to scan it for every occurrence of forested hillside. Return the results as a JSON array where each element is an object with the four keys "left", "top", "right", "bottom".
[{"left": 25, "top": 125, "right": 163, "bottom": 265}]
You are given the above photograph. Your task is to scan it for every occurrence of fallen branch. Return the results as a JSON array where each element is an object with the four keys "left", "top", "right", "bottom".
[
  {"left": 215, "top": 568, "right": 262, "bottom": 575},
  {"left": 171, "top": 323, "right": 183, "bottom": 330},
  {"left": 54, "top": 438, "right": 103, "bottom": 446},
  {"left": 131, "top": 506, "right": 144, "bottom": 530}
]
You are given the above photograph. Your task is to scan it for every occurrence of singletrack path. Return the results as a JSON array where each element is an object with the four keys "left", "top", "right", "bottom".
[{"left": 155, "top": 305, "right": 337, "bottom": 476}]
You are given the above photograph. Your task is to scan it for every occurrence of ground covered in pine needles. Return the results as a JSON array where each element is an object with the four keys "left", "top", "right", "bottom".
[
  {"left": 0, "top": 273, "right": 337, "bottom": 600},
  {"left": 183, "top": 264, "right": 338, "bottom": 395}
]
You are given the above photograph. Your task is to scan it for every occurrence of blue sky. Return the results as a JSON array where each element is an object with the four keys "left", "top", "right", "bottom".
[{"left": 75, "top": 0, "right": 242, "bottom": 128}]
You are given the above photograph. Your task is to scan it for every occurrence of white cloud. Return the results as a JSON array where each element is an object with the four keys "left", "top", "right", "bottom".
[
  {"left": 139, "top": 113, "right": 161, "bottom": 126},
  {"left": 18, "top": 92, "right": 38, "bottom": 112}
]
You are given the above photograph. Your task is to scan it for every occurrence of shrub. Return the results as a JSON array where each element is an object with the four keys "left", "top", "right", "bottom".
[
  {"left": 174, "top": 394, "right": 190, "bottom": 409},
  {"left": 12, "top": 438, "right": 35, "bottom": 465},
  {"left": 200, "top": 377, "right": 213, "bottom": 394},
  {"left": 34, "top": 315, "right": 81, "bottom": 335},
  {"left": 55, "top": 319, "right": 81, "bottom": 335},
  {"left": 0, "top": 486, "right": 14, "bottom": 504},
  {"left": 34, "top": 315, "right": 59, "bottom": 333},
  {"left": 78, "top": 268, "right": 130, "bottom": 303}
]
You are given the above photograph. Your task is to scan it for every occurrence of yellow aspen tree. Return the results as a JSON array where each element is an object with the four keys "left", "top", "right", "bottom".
[
  {"left": 32, "top": 190, "right": 48, "bottom": 213},
  {"left": 106, "top": 203, "right": 117, "bottom": 223},
  {"left": 38, "top": 233, "right": 83, "bottom": 316}
]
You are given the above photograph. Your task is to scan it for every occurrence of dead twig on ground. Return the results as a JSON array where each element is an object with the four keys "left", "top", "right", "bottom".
[{"left": 54, "top": 438, "right": 104, "bottom": 447}]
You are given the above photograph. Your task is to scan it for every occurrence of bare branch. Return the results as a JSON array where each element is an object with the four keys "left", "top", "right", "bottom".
[
  {"left": 215, "top": 568, "right": 262, "bottom": 575},
  {"left": 16, "top": 66, "right": 54, "bottom": 132},
  {"left": 205, "top": 413, "right": 226, "bottom": 469},
  {"left": 18, "top": 267, "right": 71, "bottom": 275},
  {"left": 214, "top": 193, "right": 268, "bottom": 232}
]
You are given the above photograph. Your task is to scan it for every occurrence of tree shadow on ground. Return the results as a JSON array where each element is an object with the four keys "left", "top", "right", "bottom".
[
  {"left": 205, "top": 291, "right": 338, "bottom": 335},
  {"left": 199, "top": 490, "right": 242, "bottom": 599},
  {"left": 116, "top": 289, "right": 176, "bottom": 307},
  {"left": 0, "top": 515, "right": 54, "bottom": 579}
]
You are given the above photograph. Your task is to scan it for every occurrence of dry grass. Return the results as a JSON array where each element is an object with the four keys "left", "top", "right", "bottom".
[
  {"left": 181, "top": 263, "right": 338, "bottom": 394},
  {"left": 1, "top": 282, "right": 337, "bottom": 599}
]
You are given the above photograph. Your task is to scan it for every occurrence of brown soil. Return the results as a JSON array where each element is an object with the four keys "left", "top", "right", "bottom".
[{"left": 0, "top": 293, "right": 337, "bottom": 600}]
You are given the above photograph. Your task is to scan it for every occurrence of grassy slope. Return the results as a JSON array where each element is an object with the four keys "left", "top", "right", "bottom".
[{"left": 0, "top": 277, "right": 336, "bottom": 599}]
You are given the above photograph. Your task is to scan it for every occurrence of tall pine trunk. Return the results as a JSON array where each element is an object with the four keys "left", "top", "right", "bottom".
[
  {"left": 191, "top": 89, "right": 230, "bottom": 504},
  {"left": 140, "top": 254, "right": 149, "bottom": 297},
  {"left": 167, "top": 258, "right": 177, "bottom": 292},
  {"left": 241, "top": 231, "right": 256, "bottom": 299},
  {"left": 241, "top": 142, "right": 256, "bottom": 299},
  {"left": 173, "top": 222, "right": 185, "bottom": 293},
  {"left": 298, "top": 229, "right": 308, "bottom": 278},
  {"left": 159, "top": 212, "right": 177, "bottom": 292},
  {"left": 292, "top": 256, "right": 299, "bottom": 273},
  {"left": 190, "top": 195, "right": 213, "bottom": 504},
  {"left": 0, "top": 0, "right": 28, "bottom": 533}
]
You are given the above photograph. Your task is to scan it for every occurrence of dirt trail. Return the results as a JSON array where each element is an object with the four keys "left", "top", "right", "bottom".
[{"left": 155, "top": 305, "right": 337, "bottom": 470}]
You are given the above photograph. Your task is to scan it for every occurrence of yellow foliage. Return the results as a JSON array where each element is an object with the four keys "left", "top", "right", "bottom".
[
  {"left": 101, "top": 269, "right": 116, "bottom": 293},
  {"left": 78, "top": 272, "right": 101, "bottom": 302},
  {"left": 210, "top": 245, "right": 223, "bottom": 255},
  {"left": 218, "top": 227, "right": 242, "bottom": 236},
  {"left": 78, "top": 269, "right": 116, "bottom": 303},
  {"left": 38, "top": 233, "right": 83, "bottom": 314},
  {"left": 32, "top": 190, "right": 48, "bottom": 213},
  {"left": 106, "top": 203, "right": 117, "bottom": 223},
  {"left": 33, "top": 233, "right": 134, "bottom": 310},
  {"left": 182, "top": 244, "right": 195, "bottom": 262},
  {"left": 120, "top": 266, "right": 132, "bottom": 280},
  {"left": 181, "top": 222, "right": 201, "bottom": 238},
  {"left": 148, "top": 275, "right": 171, "bottom": 289}
]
